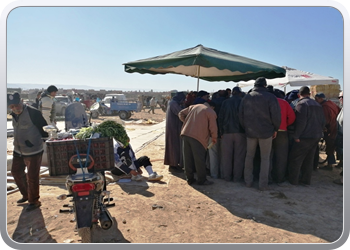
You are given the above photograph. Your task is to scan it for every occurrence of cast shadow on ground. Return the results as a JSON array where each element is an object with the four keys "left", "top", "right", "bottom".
[
  {"left": 177, "top": 168, "right": 343, "bottom": 243},
  {"left": 92, "top": 217, "right": 130, "bottom": 243},
  {"left": 116, "top": 184, "right": 155, "bottom": 197},
  {"left": 197, "top": 176, "right": 342, "bottom": 242},
  {"left": 11, "top": 205, "right": 57, "bottom": 243}
]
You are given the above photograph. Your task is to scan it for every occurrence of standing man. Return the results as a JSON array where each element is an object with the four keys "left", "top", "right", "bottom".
[
  {"left": 219, "top": 87, "right": 246, "bottom": 182},
  {"left": 334, "top": 91, "right": 343, "bottom": 185},
  {"left": 148, "top": 96, "right": 157, "bottom": 114},
  {"left": 239, "top": 77, "right": 281, "bottom": 191},
  {"left": 31, "top": 91, "right": 42, "bottom": 109},
  {"left": 208, "top": 90, "right": 228, "bottom": 179},
  {"left": 40, "top": 85, "right": 58, "bottom": 128},
  {"left": 288, "top": 86, "right": 326, "bottom": 186},
  {"left": 179, "top": 101, "right": 218, "bottom": 185},
  {"left": 193, "top": 90, "right": 210, "bottom": 104},
  {"left": 164, "top": 92, "right": 186, "bottom": 173},
  {"left": 314, "top": 92, "right": 341, "bottom": 170},
  {"left": 269, "top": 88, "right": 296, "bottom": 183},
  {"left": 8, "top": 92, "right": 48, "bottom": 211}
]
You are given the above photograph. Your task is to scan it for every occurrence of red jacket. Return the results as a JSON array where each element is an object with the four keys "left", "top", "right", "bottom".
[
  {"left": 321, "top": 100, "right": 341, "bottom": 139},
  {"left": 277, "top": 98, "right": 296, "bottom": 131}
]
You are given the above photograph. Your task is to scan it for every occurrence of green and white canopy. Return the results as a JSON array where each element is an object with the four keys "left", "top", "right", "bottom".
[{"left": 123, "top": 44, "right": 286, "bottom": 90}]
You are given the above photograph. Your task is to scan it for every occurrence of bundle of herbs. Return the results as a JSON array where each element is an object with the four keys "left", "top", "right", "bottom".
[{"left": 75, "top": 120, "right": 129, "bottom": 146}]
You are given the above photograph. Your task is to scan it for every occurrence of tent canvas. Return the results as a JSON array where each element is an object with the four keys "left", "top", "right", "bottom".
[
  {"left": 123, "top": 44, "right": 286, "bottom": 91},
  {"left": 238, "top": 66, "right": 339, "bottom": 91}
]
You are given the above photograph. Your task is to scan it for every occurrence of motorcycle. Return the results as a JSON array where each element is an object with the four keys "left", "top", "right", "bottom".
[
  {"left": 44, "top": 112, "right": 115, "bottom": 243},
  {"left": 57, "top": 152, "right": 115, "bottom": 243}
]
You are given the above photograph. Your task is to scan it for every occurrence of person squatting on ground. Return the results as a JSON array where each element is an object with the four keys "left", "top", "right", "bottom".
[
  {"left": 218, "top": 87, "right": 247, "bottom": 182},
  {"left": 40, "top": 85, "right": 58, "bottom": 129},
  {"left": 314, "top": 92, "right": 341, "bottom": 171},
  {"left": 287, "top": 86, "right": 326, "bottom": 186},
  {"left": 111, "top": 138, "right": 163, "bottom": 181},
  {"left": 267, "top": 86, "right": 296, "bottom": 183},
  {"left": 179, "top": 100, "right": 218, "bottom": 185},
  {"left": 164, "top": 92, "right": 187, "bottom": 173},
  {"left": 8, "top": 92, "right": 49, "bottom": 211},
  {"left": 239, "top": 77, "right": 281, "bottom": 191}
]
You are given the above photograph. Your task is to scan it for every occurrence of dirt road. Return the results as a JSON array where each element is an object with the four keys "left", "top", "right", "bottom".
[{"left": 5, "top": 107, "right": 344, "bottom": 246}]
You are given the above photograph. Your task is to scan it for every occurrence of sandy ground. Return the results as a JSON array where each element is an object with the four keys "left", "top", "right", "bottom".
[{"left": 5, "top": 107, "right": 344, "bottom": 246}]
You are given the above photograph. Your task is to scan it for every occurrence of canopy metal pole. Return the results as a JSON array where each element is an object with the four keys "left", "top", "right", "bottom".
[{"left": 196, "top": 66, "right": 201, "bottom": 91}]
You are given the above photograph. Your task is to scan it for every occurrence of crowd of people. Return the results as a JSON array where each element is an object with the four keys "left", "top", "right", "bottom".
[
  {"left": 7, "top": 79, "right": 344, "bottom": 214},
  {"left": 164, "top": 77, "right": 344, "bottom": 190}
]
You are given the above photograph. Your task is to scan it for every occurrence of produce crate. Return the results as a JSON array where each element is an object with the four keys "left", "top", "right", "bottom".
[{"left": 46, "top": 137, "right": 115, "bottom": 176}]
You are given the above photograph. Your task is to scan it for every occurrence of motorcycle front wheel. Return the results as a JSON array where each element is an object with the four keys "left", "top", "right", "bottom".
[{"left": 78, "top": 227, "right": 92, "bottom": 243}]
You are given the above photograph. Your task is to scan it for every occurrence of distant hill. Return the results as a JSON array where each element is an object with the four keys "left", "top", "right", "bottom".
[
  {"left": 7, "top": 83, "right": 133, "bottom": 91},
  {"left": 7, "top": 83, "right": 173, "bottom": 92}
]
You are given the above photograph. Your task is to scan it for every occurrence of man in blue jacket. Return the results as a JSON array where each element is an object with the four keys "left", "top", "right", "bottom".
[
  {"left": 288, "top": 86, "right": 326, "bottom": 185},
  {"left": 8, "top": 92, "right": 48, "bottom": 211}
]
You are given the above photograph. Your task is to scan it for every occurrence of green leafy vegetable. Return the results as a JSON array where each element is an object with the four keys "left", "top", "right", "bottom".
[
  {"left": 96, "top": 120, "right": 129, "bottom": 146},
  {"left": 74, "top": 120, "right": 129, "bottom": 146}
]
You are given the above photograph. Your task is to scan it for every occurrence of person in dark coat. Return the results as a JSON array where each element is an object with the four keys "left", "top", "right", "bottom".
[
  {"left": 333, "top": 91, "right": 343, "bottom": 185},
  {"left": 287, "top": 86, "right": 326, "bottom": 186},
  {"left": 8, "top": 92, "right": 48, "bottom": 211},
  {"left": 219, "top": 87, "right": 246, "bottom": 182},
  {"left": 208, "top": 89, "right": 228, "bottom": 178},
  {"left": 315, "top": 92, "right": 341, "bottom": 170},
  {"left": 193, "top": 90, "right": 210, "bottom": 104},
  {"left": 164, "top": 92, "right": 186, "bottom": 172},
  {"left": 267, "top": 86, "right": 296, "bottom": 183},
  {"left": 31, "top": 91, "right": 42, "bottom": 109},
  {"left": 239, "top": 77, "right": 281, "bottom": 191}
]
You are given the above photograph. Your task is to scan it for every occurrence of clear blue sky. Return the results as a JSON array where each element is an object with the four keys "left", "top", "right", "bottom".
[{"left": 7, "top": 6, "right": 344, "bottom": 93}]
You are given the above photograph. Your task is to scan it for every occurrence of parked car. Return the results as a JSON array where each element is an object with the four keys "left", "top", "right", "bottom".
[{"left": 55, "top": 95, "right": 72, "bottom": 116}]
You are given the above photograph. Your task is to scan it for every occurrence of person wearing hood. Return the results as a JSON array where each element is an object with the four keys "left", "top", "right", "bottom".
[
  {"left": 164, "top": 91, "right": 186, "bottom": 173},
  {"left": 39, "top": 85, "right": 58, "bottom": 128}
]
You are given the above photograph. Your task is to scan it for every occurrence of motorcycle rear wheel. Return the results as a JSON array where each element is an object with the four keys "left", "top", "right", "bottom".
[{"left": 78, "top": 227, "right": 92, "bottom": 243}]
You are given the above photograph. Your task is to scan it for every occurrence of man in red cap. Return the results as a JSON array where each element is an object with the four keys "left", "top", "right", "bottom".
[{"left": 8, "top": 92, "right": 48, "bottom": 211}]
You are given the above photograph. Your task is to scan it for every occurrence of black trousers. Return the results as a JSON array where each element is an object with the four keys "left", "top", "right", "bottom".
[
  {"left": 270, "top": 131, "right": 289, "bottom": 183},
  {"left": 288, "top": 138, "right": 319, "bottom": 185},
  {"left": 182, "top": 135, "right": 207, "bottom": 184}
]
